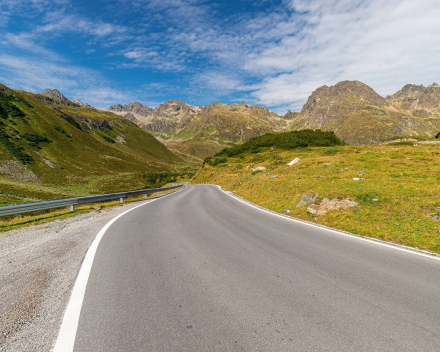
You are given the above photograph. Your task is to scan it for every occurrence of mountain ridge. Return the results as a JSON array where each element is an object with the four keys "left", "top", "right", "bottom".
[
  {"left": 41, "top": 88, "right": 95, "bottom": 109},
  {"left": 290, "top": 80, "right": 440, "bottom": 144},
  {"left": 106, "top": 100, "right": 287, "bottom": 158},
  {"left": 0, "top": 82, "right": 187, "bottom": 203}
]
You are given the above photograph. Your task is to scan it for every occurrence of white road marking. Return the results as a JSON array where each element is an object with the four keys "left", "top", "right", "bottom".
[
  {"left": 217, "top": 185, "right": 440, "bottom": 262},
  {"left": 52, "top": 189, "right": 184, "bottom": 352}
]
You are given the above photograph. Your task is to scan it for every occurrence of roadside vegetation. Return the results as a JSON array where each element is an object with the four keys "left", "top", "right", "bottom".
[
  {"left": 192, "top": 140, "right": 440, "bottom": 254},
  {"left": 0, "top": 172, "right": 191, "bottom": 233}
]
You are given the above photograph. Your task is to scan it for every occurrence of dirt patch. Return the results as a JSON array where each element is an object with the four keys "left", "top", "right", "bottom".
[
  {"left": 0, "top": 267, "right": 50, "bottom": 343},
  {"left": 0, "top": 160, "right": 41, "bottom": 183}
]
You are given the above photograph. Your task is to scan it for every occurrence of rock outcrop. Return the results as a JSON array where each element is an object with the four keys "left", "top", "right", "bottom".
[
  {"left": 40, "top": 89, "right": 94, "bottom": 108},
  {"left": 290, "top": 80, "right": 440, "bottom": 144},
  {"left": 71, "top": 99, "right": 94, "bottom": 108},
  {"left": 41, "top": 88, "right": 69, "bottom": 101},
  {"left": 307, "top": 198, "right": 358, "bottom": 215}
]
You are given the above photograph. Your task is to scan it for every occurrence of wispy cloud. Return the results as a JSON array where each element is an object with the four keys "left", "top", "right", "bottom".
[
  {"left": 247, "top": 0, "right": 440, "bottom": 111},
  {"left": 1, "top": 0, "right": 440, "bottom": 113}
]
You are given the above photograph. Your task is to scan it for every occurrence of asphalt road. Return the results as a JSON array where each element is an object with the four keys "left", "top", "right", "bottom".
[{"left": 72, "top": 185, "right": 440, "bottom": 351}]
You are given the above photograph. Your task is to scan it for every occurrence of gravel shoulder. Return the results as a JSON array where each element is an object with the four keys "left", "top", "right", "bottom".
[{"left": 0, "top": 200, "right": 151, "bottom": 352}]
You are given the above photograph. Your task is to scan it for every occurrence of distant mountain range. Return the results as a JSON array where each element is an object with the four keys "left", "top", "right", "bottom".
[
  {"left": 107, "top": 81, "right": 440, "bottom": 156},
  {"left": 3, "top": 80, "right": 437, "bottom": 179},
  {"left": 107, "top": 100, "right": 288, "bottom": 159}
]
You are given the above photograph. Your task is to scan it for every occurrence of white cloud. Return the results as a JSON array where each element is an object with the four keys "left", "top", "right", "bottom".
[
  {"left": 0, "top": 54, "right": 131, "bottom": 109},
  {"left": 247, "top": 0, "right": 440, "bottom": 111},
  {"left": 2, "top": 0, "right": 440, "bottom": 114}
]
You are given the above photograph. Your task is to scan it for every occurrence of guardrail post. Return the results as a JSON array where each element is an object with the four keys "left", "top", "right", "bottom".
[
  {"left": 120, "top": 197, "right": 124, "bottom": 203},
  {"left": 145, "top": 194, "right": 147, "bottom": 199},
  {"left": 70, "top": 205, "right": 75, "bottom": 212}
]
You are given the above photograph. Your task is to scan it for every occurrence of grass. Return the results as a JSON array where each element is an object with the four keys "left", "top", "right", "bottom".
[
  {"left": 191, "top": 144, "right": 440, "bottom": 254},
  {"left": 0, "top": 83, "right": 190, "bottom": 190}
]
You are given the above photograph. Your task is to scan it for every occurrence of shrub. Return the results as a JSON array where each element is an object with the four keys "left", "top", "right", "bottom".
[
  {"left": 142, "top": 172, "right": 194, "bottom": 188},
  {"left": 0, "top": 94, "right": 25, "bottom": 119},
  {"left": 0, "top": 129, "right": 33, "bottom": 164},
  {"left": 203, "top": 156, "right": 227, "bottom": 166},
  {"left": 324, "top": 147, "right": 340, "bottom": 155},
  {"left": 102, "top": 135, "right": 116, "bottom": 144},
  {"left": 21, "top": 133, "right": 51, "bottom": 148},
  {"left": 52, "top": 125, "right": 71, "bottom": 138},
  {"left": 215, "top": 129, "right": 345, "bottom": 158}
]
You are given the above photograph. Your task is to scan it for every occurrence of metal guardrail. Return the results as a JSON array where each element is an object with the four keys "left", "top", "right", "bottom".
[{"left": 0, "top": 184, "right": 185, "bottom": 217}]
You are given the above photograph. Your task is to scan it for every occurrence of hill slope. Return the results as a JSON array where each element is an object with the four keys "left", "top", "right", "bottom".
[
  {"left": 290, "top": 81, "right": 440, "bottom": 144},
  {"left": 0, "top": 83, "right": 186, "bottom": 204},
  {"left": 107, "top": 100, "right": 288, "bottom": 159}
]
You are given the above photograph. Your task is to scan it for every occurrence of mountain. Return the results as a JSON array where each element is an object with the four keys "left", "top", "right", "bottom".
[
  {"left": 290, "top": 81, "right": 440, "bottom": 144},
  {"left": 41, "top": 88, "right": 95, "bottom": 109},
  {"left": 71, "top": 99, "right": 94, "bottom": 108},
  {"left": 0, "top": 83, "right": 186, "bottom": 202},
  {"left": 41, "top": 88, "right": 69, "bottom": 101},
  {"left": 107, "top": 100, "right": 288, "bottom": 159},
  {"left": 387, "top": 83, "right": 440, "bottom": 111}
]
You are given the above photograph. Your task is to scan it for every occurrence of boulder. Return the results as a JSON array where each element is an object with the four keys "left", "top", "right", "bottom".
[
  {"left": 288, "top": 158, "right": 300, "bottom": 166},
  {"left": 338, "top": 168, "right": 348, "bottom": 172},
  {"left": 433, "top": 215, "right": 439, "bottom": 221},
  {"left": 282, "top": 209, "right": 291, "bottom": 214},
  {"left": 251, "top": 166, "right": 266, "bottom": 171},
  {"left": 269, "top": 175, "right": 278, "bottom": 179},
  {"left": 307, "top": 198, "right": 359, "bottom": 215},
  {"left": 296, "top": 193, "right": 319, "bottom": 208},
  {"left": 324, "top": 163, "right": 332, "bottom": 168}
]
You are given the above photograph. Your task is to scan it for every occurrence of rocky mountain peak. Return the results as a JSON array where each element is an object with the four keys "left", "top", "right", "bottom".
[
  {"left": 300, "top": 80, "right": 387, "bottom": 119},
  {"left": 429, "top": 83, "right": 439, "bottom": 88},
  {"left": 284, "top": 110, "right": 299, "bottom": 119},
  {"left": 155, "top": 100, "right": 200, "bottom": 118},
  {"left": 41, "top": 88, "right": 69, "bottom": 101},
  {"left": 72, "top": 99, "right": 94, "bottom": 108}
]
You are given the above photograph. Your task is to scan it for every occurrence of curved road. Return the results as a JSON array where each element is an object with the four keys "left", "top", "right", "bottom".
[{"left": 66, "top": 185, "right": 439, "bottom": 351}]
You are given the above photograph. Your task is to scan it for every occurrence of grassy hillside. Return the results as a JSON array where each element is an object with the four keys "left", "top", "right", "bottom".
[
  {"left": 0, "top": 83, "right": 192, "bottom": 206},
  {"left": 191, "top": 143, "right": 440, "bottom": 254}
]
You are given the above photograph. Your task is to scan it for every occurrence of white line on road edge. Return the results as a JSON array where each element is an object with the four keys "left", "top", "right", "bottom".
[
  {"left": 216, "top": 186, "right": 440, "bottom": 262},
  {"left": 52, "top": 188, "right": 184, "bottom": 352}
]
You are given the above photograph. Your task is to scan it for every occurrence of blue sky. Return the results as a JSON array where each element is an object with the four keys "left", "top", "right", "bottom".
[{"left": 0, "top": 0, "right": 439, "bottom": 113}]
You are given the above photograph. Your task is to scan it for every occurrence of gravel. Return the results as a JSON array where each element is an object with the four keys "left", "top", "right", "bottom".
[{"left": 0, "top": 201, "right": 149, "bottom": 352}]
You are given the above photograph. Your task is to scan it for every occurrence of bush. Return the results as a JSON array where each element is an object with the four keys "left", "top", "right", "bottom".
[
  {"left": 21, "top": 133, "right": 51, "bottom": 148},
  {"left": 203, "top": 156, "right": 227, "bottom": 166},
  {"left": 0, "top": 94, "right": 25, "bottom": 119},
  {"left": 324, "top": 147, "right": 340, "bottom": 155},
  {"left": 0, "top": 129, "right": 33, "bottom": 164},
  {"left": 142, "top": 172, "right": 194, "bottom": 188},
  {"left": 52, "top": 125, "right": 71, "bottom": 138},
  {"left": 102, "top": 135, "right": 115, "bottom": 144},
  {"left": 215, "top": 129, "right": 345, "bottom": 158}
]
